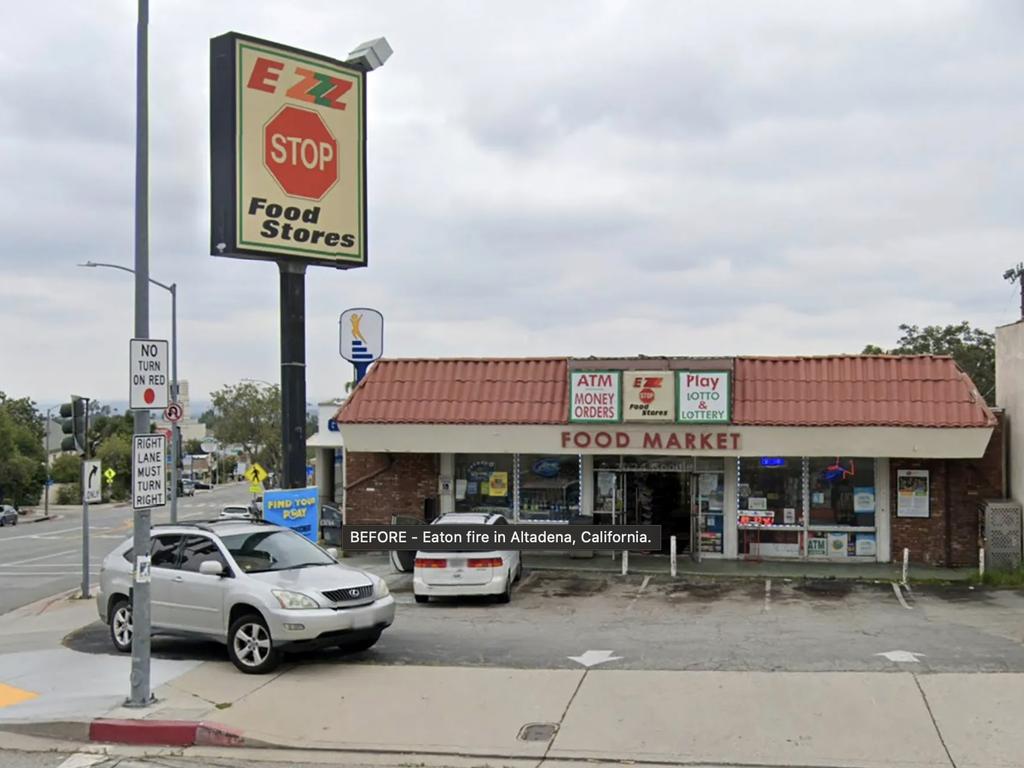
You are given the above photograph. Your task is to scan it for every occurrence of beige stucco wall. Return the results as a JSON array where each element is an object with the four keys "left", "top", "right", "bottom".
[{"left": 996, "top": 320, "right": 1024, "bottom": 500}]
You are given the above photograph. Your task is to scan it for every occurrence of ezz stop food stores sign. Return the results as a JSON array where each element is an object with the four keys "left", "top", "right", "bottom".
[{"left": 210, "top": 33, "right": 366, "bottom": 268}]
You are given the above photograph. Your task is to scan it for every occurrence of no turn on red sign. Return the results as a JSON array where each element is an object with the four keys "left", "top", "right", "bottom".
[
  {"left": 210, "top": 34, "right": 366, "bottom": 268},
  {"left": 129, "top": 339, "right": 169, "bottom": 410}
]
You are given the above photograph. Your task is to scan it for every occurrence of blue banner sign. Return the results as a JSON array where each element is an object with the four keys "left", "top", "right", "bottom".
[{"left": 262, "top": 487, "right": 320, "bottom": 542}]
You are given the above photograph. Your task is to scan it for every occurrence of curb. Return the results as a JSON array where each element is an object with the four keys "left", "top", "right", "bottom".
[{"left": 89, "top": 718, "right": 245, "bottom": 747}]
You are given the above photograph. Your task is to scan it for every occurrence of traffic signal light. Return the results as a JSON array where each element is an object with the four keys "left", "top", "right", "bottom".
[{"left": 60, "top": 396, "right": 87, "bottom": 454}]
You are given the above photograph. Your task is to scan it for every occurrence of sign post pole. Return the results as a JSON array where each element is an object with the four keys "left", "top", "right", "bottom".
[
  {"left": 280, "top": 261, "right": 307, "bottom": 490},
  {"left": 128, "top": 0, "right": 153, "bottom": 709},
  {"left": 80, "top": 397, "right": 91, "bottom": 599}
]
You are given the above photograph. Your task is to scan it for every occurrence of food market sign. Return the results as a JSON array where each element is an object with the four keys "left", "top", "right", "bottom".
[
  {"left": 569, "top": 371, "right": 621, "bottom": 423},
  {"left": 677, "top": 371, "right": 731, "bottom": 424},
  {"left": 210, "top": 33, "right": 366, "bottom": 268}
]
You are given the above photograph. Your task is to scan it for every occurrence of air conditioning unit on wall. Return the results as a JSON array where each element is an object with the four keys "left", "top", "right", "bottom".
[{"left": 979, "top": 499, "right": 1022, "bottom": 572}]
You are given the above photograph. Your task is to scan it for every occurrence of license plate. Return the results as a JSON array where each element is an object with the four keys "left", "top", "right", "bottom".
[
  {"left": 449, "top": 558, "right": 465, "bottom": 568},
  {"left": 353, "top": 613, "right": 373, "bottom": 629}
]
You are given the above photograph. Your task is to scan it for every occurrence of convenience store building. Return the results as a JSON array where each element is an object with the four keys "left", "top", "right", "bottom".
[{"left": 335, "top": 355, "right": 1003, "bottom": 565}]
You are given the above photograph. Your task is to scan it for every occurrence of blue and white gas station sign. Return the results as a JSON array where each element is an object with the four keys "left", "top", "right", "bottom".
[{"left": 263, "top": 487, "right": 319, "bottom": 542}]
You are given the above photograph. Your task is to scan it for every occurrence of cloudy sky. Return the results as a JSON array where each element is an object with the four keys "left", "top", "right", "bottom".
[{"left": 3, "top": 0, "right": 1023, "bottom": 409}]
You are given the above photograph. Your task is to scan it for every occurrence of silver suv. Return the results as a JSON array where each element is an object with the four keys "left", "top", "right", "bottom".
[{"left": 97, "top": 520, "right": 395, "bottom": 673}]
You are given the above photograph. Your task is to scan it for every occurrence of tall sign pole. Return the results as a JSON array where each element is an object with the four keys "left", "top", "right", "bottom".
[
  {"left": 210, "top": 33, "right": 391, "bottom": 490},
  {"left": 128, "top": 0, "right": 153, "bottom": 708}
]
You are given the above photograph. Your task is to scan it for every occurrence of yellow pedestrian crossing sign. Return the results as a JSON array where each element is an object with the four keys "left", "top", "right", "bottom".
[
  {"left": 103, "top": 467, "right": 117, "bottom": 485},
  {"left": 244, "top": 463, "right": 268, "bottom": 484},
  {"left": 249, "top": 482, "right": 263, "bottom": 494}
]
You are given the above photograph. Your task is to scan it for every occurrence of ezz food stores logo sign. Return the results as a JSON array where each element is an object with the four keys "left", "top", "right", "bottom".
[
  {"left": 210, "top": 33, "right": 366, "bottom": 268},
  {"left": 623, "top": 371, "right": 674, "bottom": 422},
  {"left": 569, "top": 371, "right": 621, "bottom": 423},
  {"left": 678, "top": 371, "right": 731, "bottom": 424}
]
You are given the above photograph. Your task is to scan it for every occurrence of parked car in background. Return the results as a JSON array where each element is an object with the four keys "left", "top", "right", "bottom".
[
  {"left": 413, "top": 512, "right": 522, "bottom": 604},
  {"left": 193, "top": 479, "right": 212, "bottom": 490},
  {"left": 179, "top": 479, "right": 196, "bottom": 497},
  {"left": 0, "top": 505, "right": 18, "bottom": 527},
  {"left": 97, "top": 520, "right": 395, "bottom": 673},
  {"left": 221, "top": 505, "right": 256, "bottom": 521}
]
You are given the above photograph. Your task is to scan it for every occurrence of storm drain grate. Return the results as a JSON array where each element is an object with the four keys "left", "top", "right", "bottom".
[{"left": 518, "top": 722, "right": 559, "bottom": 742}]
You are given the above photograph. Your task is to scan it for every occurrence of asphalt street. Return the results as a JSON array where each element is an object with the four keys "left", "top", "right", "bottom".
[
  {"left": 0, "top": 483, "right": 253, "bottom": 614},
  {"left": 64, "top": 568, "right": 1024, "bottom": 673},
  {"left": 0, "top": 753, "right": 403, "bottom": 768}
]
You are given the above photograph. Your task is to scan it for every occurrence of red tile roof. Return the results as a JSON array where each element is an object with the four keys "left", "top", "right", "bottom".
[
  {"left": 733, "top": 356, "right": 995, "bottom": 428},
  {"left": 337, "top": 355, "right": 995, "bottom": 429},
  {"left": 337, "top": 358, "right": 568, "bottom": 425}
]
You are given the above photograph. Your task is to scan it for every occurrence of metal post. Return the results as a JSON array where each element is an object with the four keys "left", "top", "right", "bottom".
[
  {"left": 44, "top": 407, "right": 51, "bottom": 519},
  {"left": 127, "top": 0, "right": 153, "bottom": 709},
  {"left": 279, "top": 261, "right": 307, "bottom": 490},
  {"left": 670, "top": 535, "right": 677, "bottom": 578},
  {"left": 979, "top": 547, "right": 985, "bottom": 579},
  {"left": 621, "top": 549, "right": 628, "bottom": 576},
  {"left": 81, "top": 398, "right": 91, "bottom": 599},
  {"left": 901, "top": 547, "right": 909, "bottom": 587},
  {"left": 169, "top": 283, "right": 178, "bottom": 524}
]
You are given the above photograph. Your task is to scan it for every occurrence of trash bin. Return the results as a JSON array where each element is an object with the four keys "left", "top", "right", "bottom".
[
  {"left": 390, "top": 514, "right": 423, "bottom": 572},
  {"left": 320, "top": 503, "right": 343, "bottom": 546}
]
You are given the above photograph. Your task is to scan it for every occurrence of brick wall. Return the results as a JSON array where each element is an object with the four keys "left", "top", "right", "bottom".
[
  {"left": 344, "top": 452, "right": 438, "bottom": 524},
  {"left": 890, "top": 415, "right": 1005, "bottom": 566}
]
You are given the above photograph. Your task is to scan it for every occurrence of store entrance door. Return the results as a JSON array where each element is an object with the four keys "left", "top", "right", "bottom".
[{"left": 624, "top": 471, "right": 689, "bottom": 553}]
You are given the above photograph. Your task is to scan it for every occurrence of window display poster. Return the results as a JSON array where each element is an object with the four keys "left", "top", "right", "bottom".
[
  {"left": 699, "top": 473, "right": 719, "bottom": 496},
  {"left": 748, "top": 497, "right": 768, "bottom": 511},
  {"left": 488, "top": 472, "right": 508, "bottom": 497},
  {"left": 597, "top": 471, "right": 616, "bottom": 497},
  {"left": 812, "top": 491, "right": 825, "bottom": 505},
  {"left": 828, "top": 532, "right": 849, "bottom": 558},
  {"left": 896, "top": 469, "right": 929, "bottom": 518},
  {"left": 855, "top": 534, "right": 877, "bottom": 557},
  {"left": 455, "top": 479, "right": 467, "bottom": 501},
  {"left": 808, "top": 536, "right": 827, "bottom": 556},
  {"left": 853, "top": 487, "right": 875, "bottom": 513},
  {"left": 783, "top": 507, "right": 796, "bottom": 524}
]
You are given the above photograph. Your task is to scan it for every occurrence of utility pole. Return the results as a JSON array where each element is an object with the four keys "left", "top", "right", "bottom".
[
  {"left": 44, "top": 407, "right": 52, "bottom": 520},
  {"left": 127, "top": 0, "right": 153, "bottom": 709},
  {"left": 170, "top": 282, "right": 179, "bottom": 523},
  {"left": 1004, "top": 263, "right": 1024, "bottom": 320}
]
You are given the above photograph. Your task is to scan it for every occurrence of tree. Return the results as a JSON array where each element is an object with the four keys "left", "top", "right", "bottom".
[
  {"left": 0, "top": 393, "right": 46, "bottom": 506},
  {"left": 184, "top": 438, "right": 204, "bottom": 456},
  {"left": 862, "top": 322, "right": 995, "bottom": 403},
  {"left": 208, "top": 382, "right": 282, "bottom": 472},
  {"left": 96, "top": 433, "right": 132, "bottom": 501},
  {"left": 199, "top": 409, "right": 217, "bottom": 429},
  {"left": 51, "top": 453, "right": 82, "bottom": 484}
]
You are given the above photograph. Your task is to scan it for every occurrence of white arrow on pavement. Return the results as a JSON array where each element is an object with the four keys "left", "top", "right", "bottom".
[
  {"left": 876, "top": 650, "right": 926, "bottom": 663},
  {"left": 568, "top": 650, "right": 622, "bottom": 668}
]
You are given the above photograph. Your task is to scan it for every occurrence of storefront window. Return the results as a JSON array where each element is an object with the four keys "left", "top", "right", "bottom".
[
  {"left": 518, "top": 455, "right": 580, "bottom": 521},
  {"left": 453, "top": 454, "right": 513, "bottom": 513},
  {"left": 807, "top": 457, "right": 876, "bottom": 558},
  {"left": 737, "top": 457, "right": 804, "bottom": 558}
]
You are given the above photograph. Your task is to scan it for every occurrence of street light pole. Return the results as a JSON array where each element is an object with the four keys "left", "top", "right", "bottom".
[{"left": 77, "top": 263, "right": 179, "bottom": 527}]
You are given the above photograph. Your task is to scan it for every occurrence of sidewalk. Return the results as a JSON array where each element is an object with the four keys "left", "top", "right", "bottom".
[
  {"left": 342, "top": 550, "right": 974, "bottom": 584},
  {"left": 25, "top": 660, "right": 1024, "bottom": 768}
]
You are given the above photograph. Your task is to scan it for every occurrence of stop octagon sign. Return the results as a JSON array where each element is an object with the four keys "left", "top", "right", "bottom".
[{"left": 263, "top": 105, "right": 339, "bottom": 200}]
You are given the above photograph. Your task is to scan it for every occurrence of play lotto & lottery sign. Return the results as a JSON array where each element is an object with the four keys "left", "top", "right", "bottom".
[
  {"left": 677, "top": 371, "right": 731, "bottom": 424},
  {"left": 210, "top": 33, "right": 366, "bottom": 268}
]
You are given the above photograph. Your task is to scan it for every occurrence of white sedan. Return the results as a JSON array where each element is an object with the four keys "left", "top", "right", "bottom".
[{"left": 413, "top": 512, "right": 522, "bottom": 604}]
